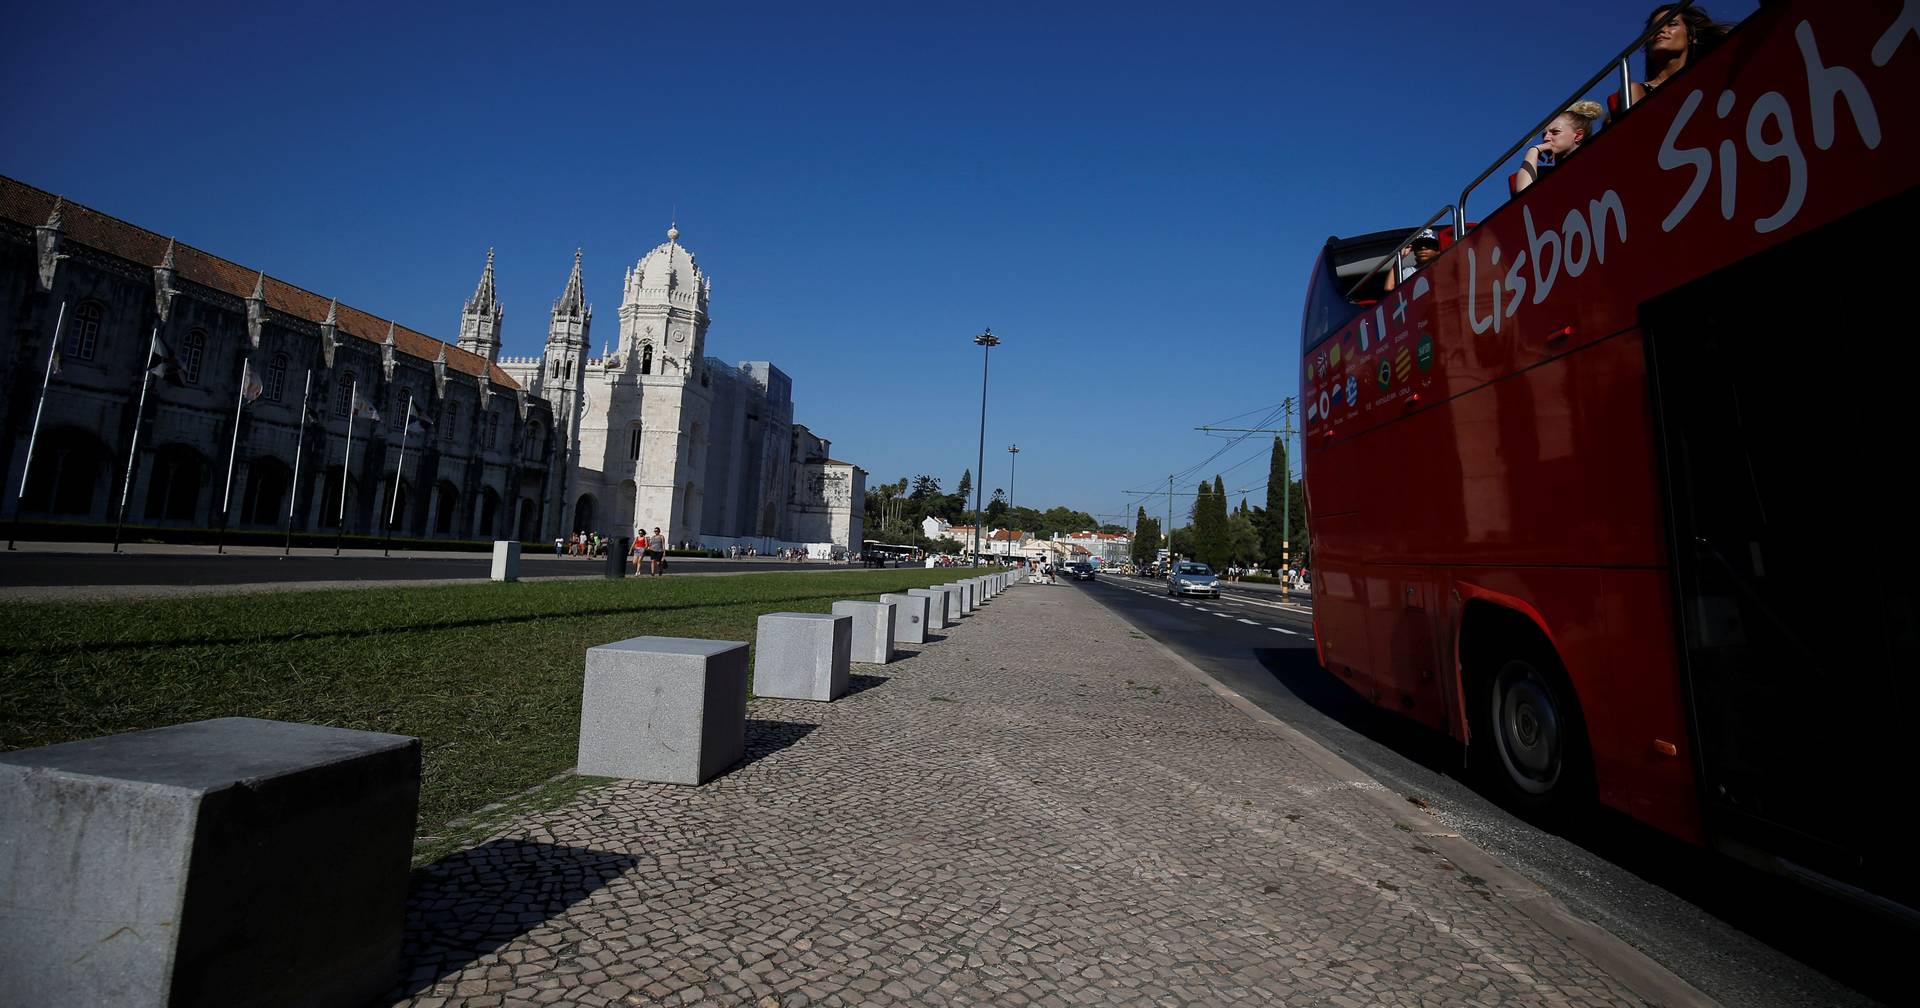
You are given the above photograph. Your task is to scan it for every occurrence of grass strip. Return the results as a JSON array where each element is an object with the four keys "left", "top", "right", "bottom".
[{"left": 0, "top": 568, "right": 987, "bottom": 857}]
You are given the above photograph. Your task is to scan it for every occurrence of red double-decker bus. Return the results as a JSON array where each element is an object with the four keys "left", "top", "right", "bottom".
[{"left": 1300, "top": 0, "right": 1917, "bottom": 910}]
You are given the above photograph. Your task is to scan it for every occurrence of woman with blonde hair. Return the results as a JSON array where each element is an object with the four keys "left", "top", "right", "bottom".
[{"left": 1515, "top": 100, "right": 1605, "bottom": 193}]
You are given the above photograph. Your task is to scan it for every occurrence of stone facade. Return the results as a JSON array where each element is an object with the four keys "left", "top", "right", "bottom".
[
  {"left": 0, "top": 177, "right": 554, "bottom": 541},
  {"left": 497, "top": 226, "right": 863, "bottom": 551}
]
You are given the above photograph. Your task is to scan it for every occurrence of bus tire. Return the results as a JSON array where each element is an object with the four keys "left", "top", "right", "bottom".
[{"left": 1472, "top": 638, "right": 1593, "bottom": 814}]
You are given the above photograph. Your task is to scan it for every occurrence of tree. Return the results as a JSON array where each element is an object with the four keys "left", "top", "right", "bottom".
[
  {"left": 1170, "top": 525, "right": 1195, "bottom": 558},
  {"left": 1227, "top": 510, "right": 1261, "bottom": 567},
  {"left": 1261, "top": 438, "right": 1289, "bottom": 569},
  {"left": 909, "top": 474, "right": 943, "bottom": 505},
  {"left": 1212, "top": 476, "right": 1229, "bottom": 566},
  {"left": 1130, "top": 507, "right": 1161, "bottom": 564},
  {"left": 984, "top": 489, "right": 1009, "bottom": 524}
]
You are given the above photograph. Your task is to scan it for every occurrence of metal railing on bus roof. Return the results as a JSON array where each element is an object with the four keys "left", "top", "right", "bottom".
[{"left": 1452, "top": 0, "right": 1698, "bottom": 239}]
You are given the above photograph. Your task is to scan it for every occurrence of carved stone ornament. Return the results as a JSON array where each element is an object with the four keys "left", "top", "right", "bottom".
[
  {"left": 34, "top": 198, "right": 65, "bottom": 293},
  {"left": 320, "top": 299, "right": 340, "bottom": 369},
  {"left": 381, "top": 322, "right": 397, "bottom": 381},
  {"left": 476, "top": 371, "right": 492, "bottom": 410},
  {"left": 433, "top": 345, "right": 448, "bottom": 399},
  {"left": 515, "top": 387, "right": 529, "bottom": 420},
  {"left": 245, "top": 272, "right": 267, "bottom": 348},
  {"left": 154, "top": 238, "right": 178, "bottom": 323}
]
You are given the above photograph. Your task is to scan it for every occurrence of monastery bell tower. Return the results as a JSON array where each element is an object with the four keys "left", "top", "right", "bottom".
[{"left": 619, "top": 222, "right": 713, "bottom": 547}]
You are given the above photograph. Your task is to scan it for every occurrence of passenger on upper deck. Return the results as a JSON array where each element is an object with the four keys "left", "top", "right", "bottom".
[
  {"left": 1384, "top": 229, "right": 1441, "bottom": 291},
  {"left": 1514, "top": 101, "right": 1604, "bottom": 193},
  {"left": 1627, "top": 4, "right": 1732, "bottom": 105}
]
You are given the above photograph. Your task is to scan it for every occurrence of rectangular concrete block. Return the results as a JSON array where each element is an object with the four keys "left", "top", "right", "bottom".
[
  {"left": 0, "top": 717, "right": 421, "bottom": 1008},
  {"left": 954, "top": 581, "right": 975, "bottom": 614},
  {"left": 832, "top": 600, "right": 896, "bottom": 664},
  {"left": 576, "top": 636, "right": 748, "bottom": 785},
  {"left": 491, "top": 539, "right": 521, "bottom": 581},
  {"left": 755, "top": 612, "right": 852, "bottom": 701},
  {"left": 906, "top": 588, "right": 949, "bottom": 630},
  {"left": 880, "top": 592, "right": 929, "bottom": 644},
  {"left": 972, "top": 576, "right": 990, "bottom": 603},
  {"left": 935, "top": 585, "right": 963, "bottom": 622}
]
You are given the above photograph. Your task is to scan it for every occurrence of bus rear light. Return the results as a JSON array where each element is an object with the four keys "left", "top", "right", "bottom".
[{"left": 1653, "top": 739, "right": 1679, "bottom": 756}]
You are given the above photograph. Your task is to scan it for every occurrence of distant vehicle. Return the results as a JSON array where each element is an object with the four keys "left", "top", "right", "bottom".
[
  {"left": 1166, "top": 562, "right": 1219, "bottom": 598},
  {"left": 1064, "top": 562, "right": 1095, "bottom": 581}
]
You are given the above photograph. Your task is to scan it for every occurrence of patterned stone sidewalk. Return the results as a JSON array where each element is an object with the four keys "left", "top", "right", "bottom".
[{"left": 387, "top": 582, "right": 1656, "bottom": 1007}]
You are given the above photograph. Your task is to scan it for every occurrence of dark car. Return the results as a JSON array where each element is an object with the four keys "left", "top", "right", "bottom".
[{"left": 1065, "top": 562, "right": 1096, "bottom": 580}]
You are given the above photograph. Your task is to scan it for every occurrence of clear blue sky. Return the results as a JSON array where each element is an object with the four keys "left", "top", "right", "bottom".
[{"left": 1, "top": 0, "right": 1754, "bottom": 527}]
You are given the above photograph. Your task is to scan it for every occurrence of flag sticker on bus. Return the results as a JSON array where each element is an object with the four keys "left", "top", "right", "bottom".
[
  {"left": 1377, "top": 360, "right": 1393, "bottom": 391},
  {"left": 1319, "top": 390, "right": 1331, "bottom": 419},
  {"left": 1345, "top": 375, "right": 1358, "bottom": 405},
  {"left": 1416, "top": 333, "right": 1434, "bottom": 372},
  {"left": 1396, "top": 347, "right": 1413, "bottom": 382}
]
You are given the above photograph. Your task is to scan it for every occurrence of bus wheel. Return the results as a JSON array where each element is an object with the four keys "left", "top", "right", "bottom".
[{"left": 1484, "top": 652, "right": 1590, "bottom": 810}]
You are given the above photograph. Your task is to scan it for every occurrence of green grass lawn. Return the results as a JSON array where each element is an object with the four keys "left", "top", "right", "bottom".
[{"left": 0, "top": 568, "right": 987, "bottom": 860}]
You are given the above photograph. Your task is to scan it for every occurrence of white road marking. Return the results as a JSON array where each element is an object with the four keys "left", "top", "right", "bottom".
[
  {"left": 1237, "top": 618, "right": 1260, "bottom": 625},
  {"left": 1271, "top": 626, "right": 1299, "bottom": 635}
]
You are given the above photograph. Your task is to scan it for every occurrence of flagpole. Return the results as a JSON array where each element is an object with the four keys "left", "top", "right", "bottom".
[
  {"left": 7, "top": 300, "right": 67, "bottom": 551},
  {"left": 112, "top": 324, "right": 160, "bottom": 554},
  {"left": 335, "top": 377, "right": 355, "bottom": 556},
  {"left": 215, "top": 358, "right": 251, "bottom": 555},
  {"left": 286, "top": 368, "right": 312, "bottom": 556},
  {"left": 383, "top": 397, "right": 411, "bottom": 558}
]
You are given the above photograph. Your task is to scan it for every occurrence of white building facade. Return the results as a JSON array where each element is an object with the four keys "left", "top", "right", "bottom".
[{"left": 495, "top": 226, "right": 862, "bottom": 551}]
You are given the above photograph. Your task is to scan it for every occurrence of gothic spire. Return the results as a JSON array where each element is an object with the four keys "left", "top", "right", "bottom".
[
  {"left": 465, "top": 247, "right": 499, "bottom": 316},
  {"left": 554, "top": 248, "right": 587, "bottom": 317},
  {"left": 44, "top": 197, "right": 64, "bottom": 231}
]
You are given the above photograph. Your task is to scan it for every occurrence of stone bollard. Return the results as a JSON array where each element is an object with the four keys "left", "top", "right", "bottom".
[
  {"left": 832, "top": 600, "right": 896, "bottom": 664},
  {"left": 576, "top": 637, "right": 748, "bottom": 785},
  {"left": 954, "top": 581, "right": 975, "bottom": 615},
  {"left": 755, "top": 612, "right": 852, "bottom": 701},
  {"left": 906, "top": 588, "right": 949, "bottom": 631},
  {"left": 491, "top": 539, "right": 521, "bottom": 581},
  {"left": 0, "top": 718, "right": 420, "bottom": 1008},
  {"left": 880, "top": 592, "right": 929, "bottom": 644},
  {"left": 929, "top": 584, "right": 962, "bottom": 623}
]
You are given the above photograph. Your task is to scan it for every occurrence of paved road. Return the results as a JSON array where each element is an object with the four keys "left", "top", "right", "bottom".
[
  {"left": 1078, "top": 572, "right": 1905, "bottom": 1008},
  {"left": 0, "top": 549, "right": 873, "bottom": 591}
]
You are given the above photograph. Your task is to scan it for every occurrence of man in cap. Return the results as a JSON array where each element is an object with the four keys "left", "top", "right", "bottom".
[{"left": 1386, "top": 229, "right": 1441, "bottom": 290}]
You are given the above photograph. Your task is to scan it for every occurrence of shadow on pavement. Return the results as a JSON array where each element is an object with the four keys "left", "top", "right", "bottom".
[
  {"left": 740, "top": 719, "right": 819, "bottom": 767},
  {"left": 392, "top": 839, "right": 637, "bottom": 998},
  {"left": 845, "top": 674, "right": 890, "bottom": 697}
]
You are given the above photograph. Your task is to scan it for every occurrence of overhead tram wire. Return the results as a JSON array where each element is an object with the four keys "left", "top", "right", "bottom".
[{"left": 1119, "top": 399, "right": 1291, "bottom": 496}]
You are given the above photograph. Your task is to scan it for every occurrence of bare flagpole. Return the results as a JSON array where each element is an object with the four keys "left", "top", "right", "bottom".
[
  {"left": 216, "top": 357, "right": 250, "bottom": 555},
  {"left": 285, "top": 368, "right": 312, "bottom": 556},
  {"left": 8, "top": 301, "right": 66, "bottom": 550},
  {"left": 335, "top": 377, "right": 356, "bottom": 556},
  {"left": 383, "top": 396, "right": 411, "bottom": 558},
  {"left": 111, "top": 325, "right": 161, "bottom": 554}
]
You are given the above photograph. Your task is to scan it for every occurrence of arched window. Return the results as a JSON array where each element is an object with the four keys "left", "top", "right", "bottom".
[
  {"left": 640, "top": 343, "right": 653, "bottom": 375},
  {"left": 485, "top": 411, "right": 499, "bottom": 449},
  {"left": 65, "top": 302, "right": 103, "bottom": 361},
  {"left": 394, "top": 388, "right": 412, "bottom": 427},
  {"left": 181, "top": 330, "right": 207, "bottom": 385},
  {"left": 336, "top": 371, "right": 356, "bottom": 416},
  {"left": 525, "top": 420, "right": 546, "bottom": 460},
  {"left": 444, "top": 401, "right": 459, "bottom": 441},
  {"left": 628, "top": 422, "right": 643, "bottom": 462},
  {"left": 552, "top": 359, "right": 561, "bottom": 380},
  {"left": 265, "top": 353, "right": 288, "bottom": 402}
]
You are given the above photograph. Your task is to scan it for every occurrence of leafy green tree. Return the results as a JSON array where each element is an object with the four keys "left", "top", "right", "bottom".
[
  {"left": 1227, "top": 511, "right": 1261, "bottom": 567},
  {"left": 984, "top": 489, "right": 1009, "bottom": 524},
  {"left": 1170, "top": 525, "right": 1195, "bottom": 559},
  {"left": 910, "top": 474, "right": 943, "bottom": 505},
  {"left": 1131, "top": 508, "right": 1162, "bottom": 565}
]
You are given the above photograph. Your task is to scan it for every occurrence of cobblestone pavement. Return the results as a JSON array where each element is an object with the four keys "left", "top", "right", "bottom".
[{"left": 388, "top": 582, "right": 1656, "bottom": 1007}]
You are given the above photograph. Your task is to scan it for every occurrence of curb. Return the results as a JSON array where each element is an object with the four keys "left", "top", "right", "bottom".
[{"left": 1130, "top": 625, "right": 1720, "bottom": 1008}]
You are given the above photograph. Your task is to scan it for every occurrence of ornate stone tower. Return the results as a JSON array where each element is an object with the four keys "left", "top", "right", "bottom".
[
  {"left": 540, "top": 251, "right": 592, "bottom": 534},
  {"left": 619, "top": 222, "right": 713, "bottom": 547},
  {"left": 455, "top": 248, "right": 503, "bottom": 364}
]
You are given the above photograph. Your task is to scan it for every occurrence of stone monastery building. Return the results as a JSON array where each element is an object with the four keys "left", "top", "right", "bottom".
[{"left": 0, "top": 176, "right": 862, "bottom": 551}]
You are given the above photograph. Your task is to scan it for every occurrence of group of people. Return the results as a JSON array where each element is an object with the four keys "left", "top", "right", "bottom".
[
  {"left": 1521, "top": 5, "right": 1728, "bottom": 191},
  {"left": 1387, "top": 5, "right": 1730, "bottom": 281},
  {"left": 631, "top": 526, "right": 669, "bottom": 576},
  {"left": 556, "top": 532, "right": 609, "bottom": 558}
]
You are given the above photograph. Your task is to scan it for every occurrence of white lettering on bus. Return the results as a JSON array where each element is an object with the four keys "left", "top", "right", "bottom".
[
  {"left": 1661, "top": 20, "right": 1884, "bottom": 235},
  {"left": 1472, "top": 191, "right": 1627, "bottom": 332}
]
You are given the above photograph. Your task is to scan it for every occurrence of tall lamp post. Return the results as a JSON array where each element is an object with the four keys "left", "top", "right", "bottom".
[
  {"left": 1005, "top": 443, "right": 1019, "bottom": 563},
  {"left": 971, "top": 328, "right": 999, "bottom": 565}
]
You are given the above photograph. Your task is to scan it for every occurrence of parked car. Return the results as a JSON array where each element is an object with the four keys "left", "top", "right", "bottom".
[
  {"left": 1167, "top": 562, "right": 1220, "bottom": 598},
  {"left": 1065, "top": 562, "right": 1096, "bottom": 580}
]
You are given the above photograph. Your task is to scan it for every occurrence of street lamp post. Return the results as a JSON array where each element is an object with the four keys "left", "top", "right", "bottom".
[
  {"left": 972, "top": 328, "right": 999, "bottom": 566},
  {"left": 1004, "top": 443, "right": 1019, "bottom": 563}
]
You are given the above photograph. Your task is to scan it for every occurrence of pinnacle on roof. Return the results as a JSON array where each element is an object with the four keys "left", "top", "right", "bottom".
[
  {"left": 43, "top": 197, "right": 63, "bottom": 230},
  {"left": 465, "top": 247, "right": 500, "bottom": 316},
  {"left": 667, "top": 220, "right": 679, "bottom": 244},
  {"left": 250, "top": 271, "right": 266, "bottom": 300},
  {"left": 554, "top": 248, "right": 587, "bottom": 316},
  {"left": 159, "top": 237, "right": 176, "bottom": 269}
]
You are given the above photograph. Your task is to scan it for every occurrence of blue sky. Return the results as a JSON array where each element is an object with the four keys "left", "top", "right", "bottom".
[{"left": 1, "top": 0, "right": 1754, "bottom": 525}]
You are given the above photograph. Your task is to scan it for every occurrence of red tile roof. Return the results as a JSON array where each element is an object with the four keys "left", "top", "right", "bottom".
[{"left": 1, "top": 175, "right": 520, "bottom": 389}]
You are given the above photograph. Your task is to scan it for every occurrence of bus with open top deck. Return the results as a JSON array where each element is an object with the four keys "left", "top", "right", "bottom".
[{"left": 1299, "top": 0, "right": 1919, "bottom": 912}]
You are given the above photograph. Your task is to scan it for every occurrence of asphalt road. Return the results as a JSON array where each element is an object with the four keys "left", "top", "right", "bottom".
[
  {"left": 1077, "top": 572, "right": 1906, "bottom": 1008},
  {"left": 0, "top": 550, "right": 868, "bottom": 589}
]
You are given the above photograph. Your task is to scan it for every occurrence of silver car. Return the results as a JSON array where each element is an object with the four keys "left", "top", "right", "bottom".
[{"left": 1167, "top": 562, "right": 1220, "bottom": 598}]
